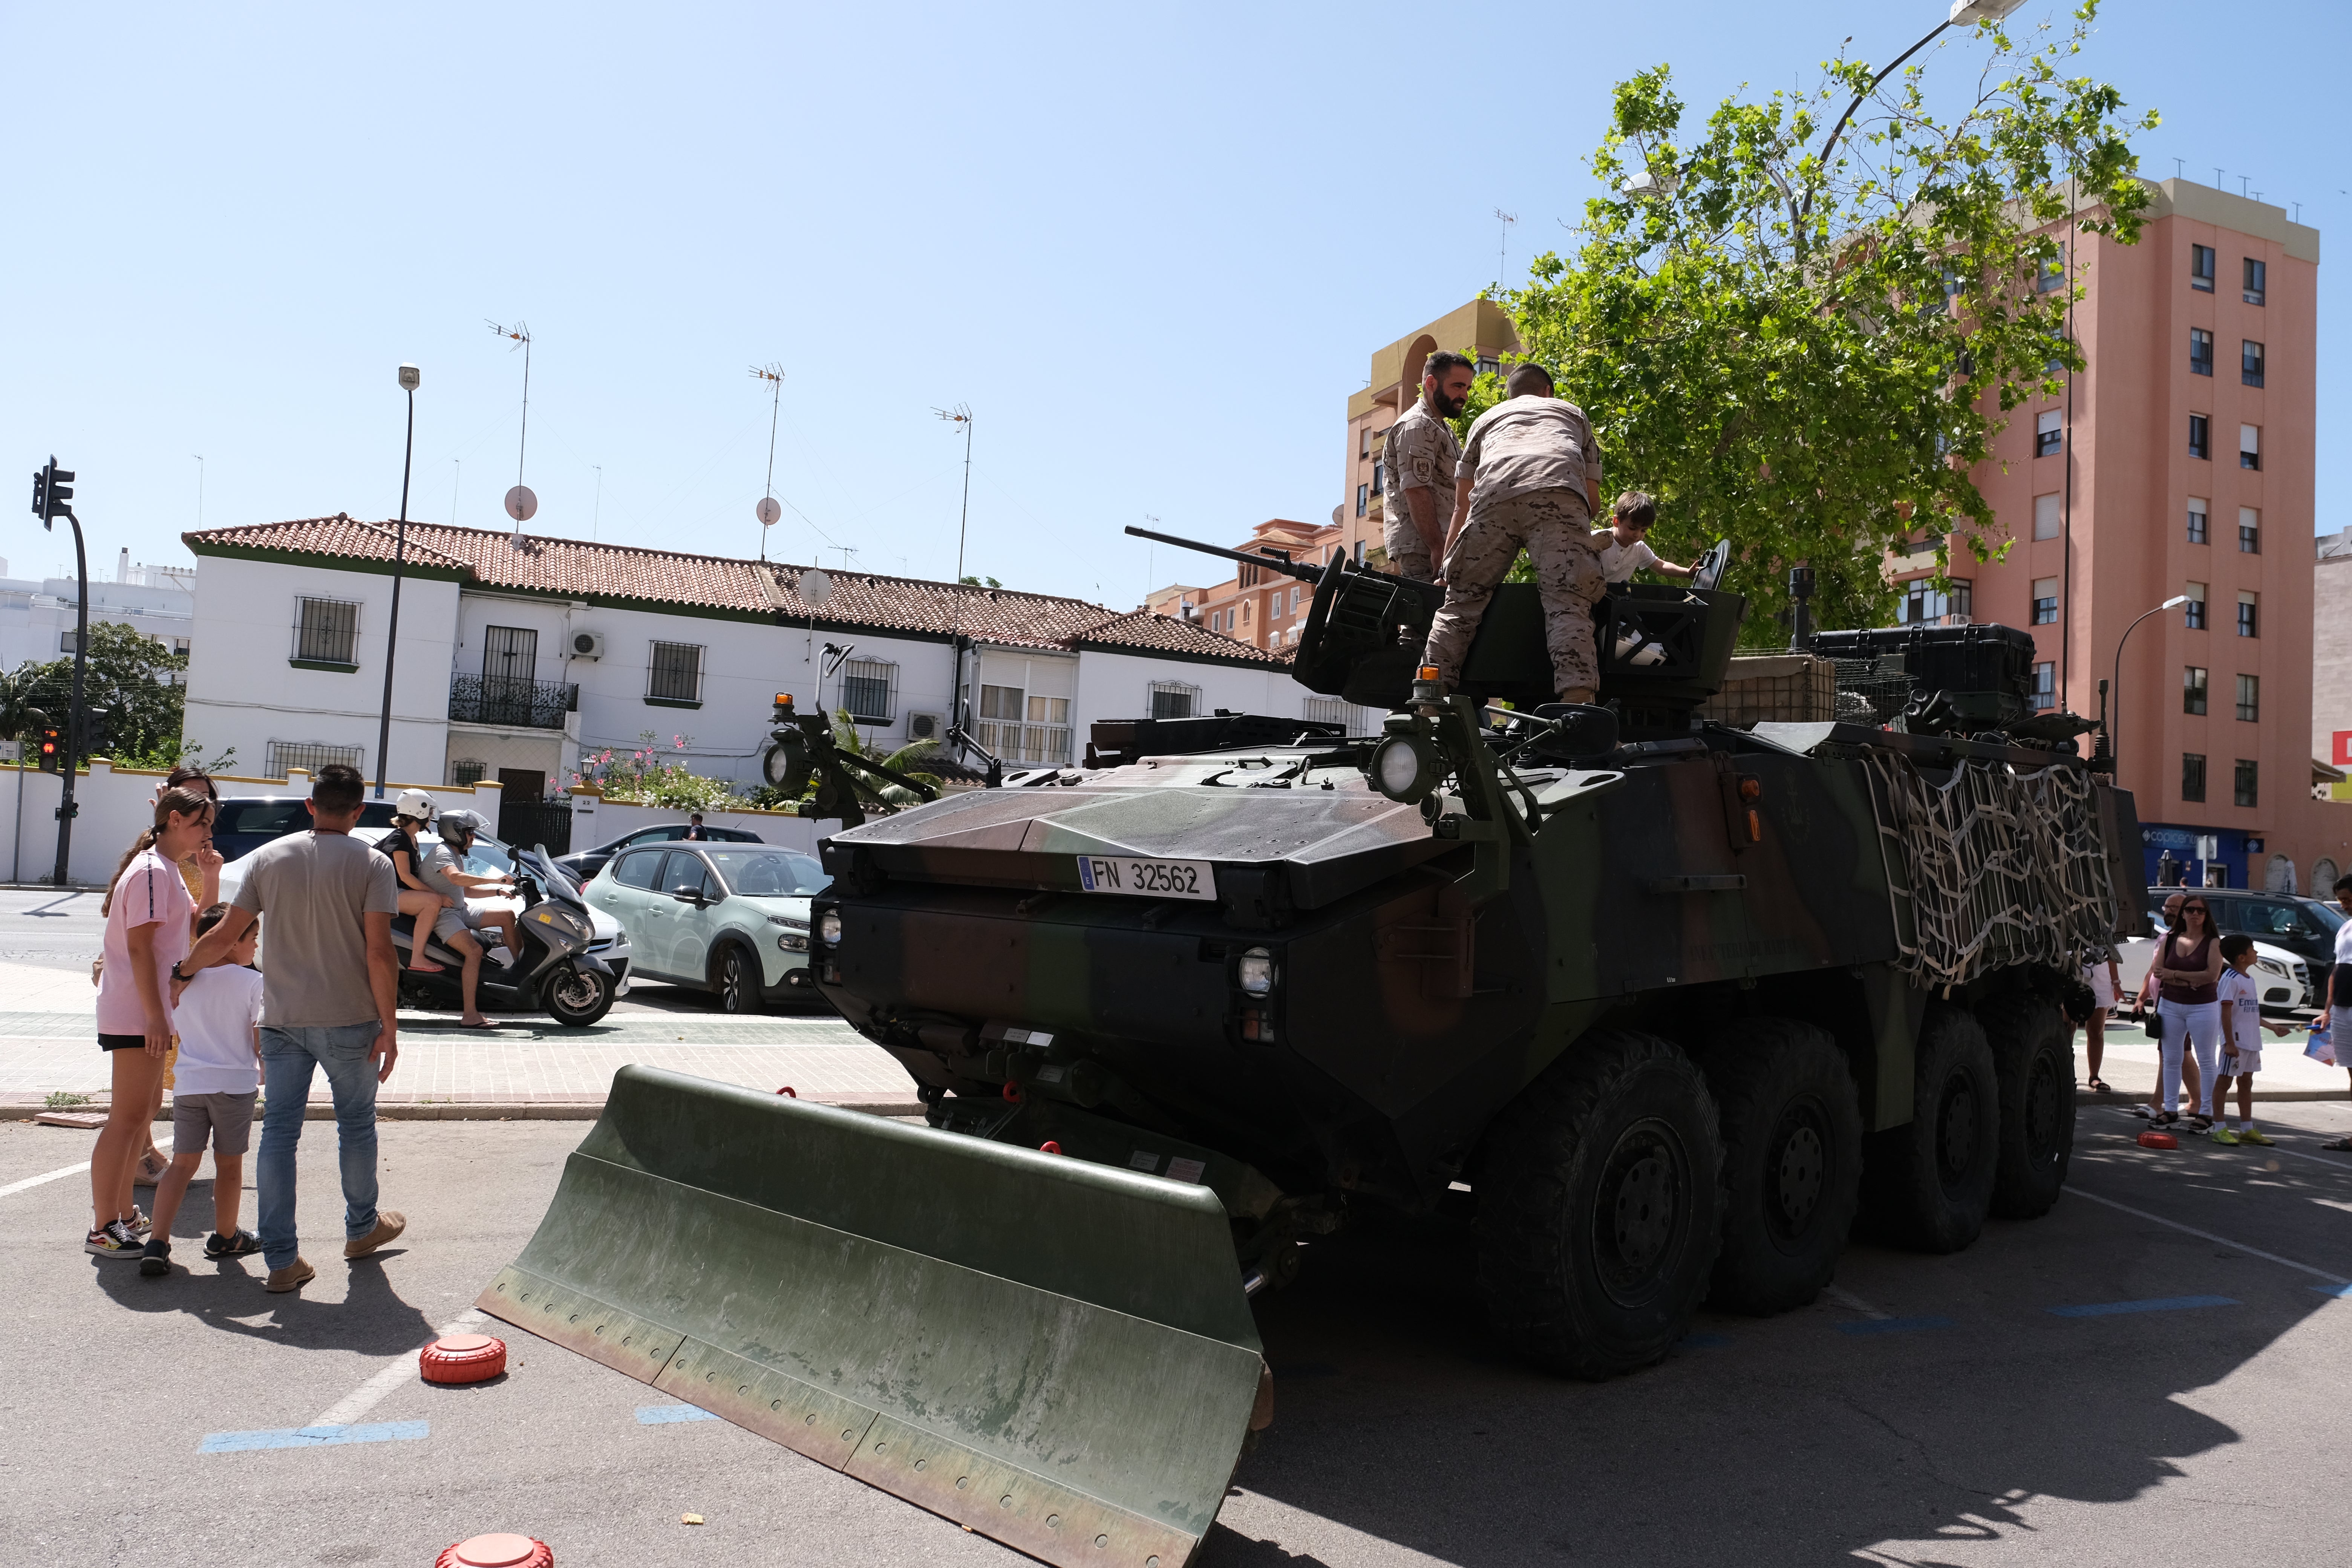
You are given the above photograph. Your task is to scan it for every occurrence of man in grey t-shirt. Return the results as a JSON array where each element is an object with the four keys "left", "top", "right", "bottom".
[
  {"left": 1380, "top": 351, "right": 1475, "bottom": 582},
  {"left": 178, "top": 763, "right": 405, "bottom": 1290}
]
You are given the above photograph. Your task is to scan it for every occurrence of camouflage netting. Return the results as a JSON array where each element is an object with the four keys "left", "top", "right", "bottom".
[{"left": 1863, "top": 752, "right": 2120, "bottom": 990}]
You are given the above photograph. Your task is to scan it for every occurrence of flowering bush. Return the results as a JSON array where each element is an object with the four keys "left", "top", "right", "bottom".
[{"left": 571, "top": 732, "right": 749, "bottom": 810}]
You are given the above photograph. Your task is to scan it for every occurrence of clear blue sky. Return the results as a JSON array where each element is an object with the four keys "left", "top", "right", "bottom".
[{"left": 6, "top": 1, "right": 2343, "bottom": 607}]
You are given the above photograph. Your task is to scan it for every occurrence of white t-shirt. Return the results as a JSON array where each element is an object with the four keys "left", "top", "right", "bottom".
[
  {"left": 172, "top": 964, "right": 264, "bottom": 1095},
  {"left": 1593, "top": 530, "right": 1660, "bottom": 584},
  {"left": 2217, "top": 966, "right": 2262, "bottom": 1057}
]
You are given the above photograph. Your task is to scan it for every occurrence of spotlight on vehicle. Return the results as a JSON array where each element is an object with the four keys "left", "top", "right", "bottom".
[{"left": 1369, "top": 732, "right": 1444, "bottom": 805}]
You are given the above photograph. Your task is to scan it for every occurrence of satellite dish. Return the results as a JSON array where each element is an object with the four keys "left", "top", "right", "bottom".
[
  {"left": 504, "top": 485, "right": 538, "bottom": 523},
  {"left": 798, "top": 568, "right": 833, "bottom": 607},
  {"left": 755, "top": 497, "right": 782, "bottom": 527}
]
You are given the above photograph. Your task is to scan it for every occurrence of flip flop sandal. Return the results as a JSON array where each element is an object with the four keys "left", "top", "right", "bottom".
[
  {"left": 2087, "top": 1078, "right": 2112, "bottom": 1093},
  {"left": 457, "top": 1018, "right": 503, "bottom": 1030}
]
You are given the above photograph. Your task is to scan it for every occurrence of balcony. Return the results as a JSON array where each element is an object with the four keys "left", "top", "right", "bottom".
[{"left": 449, "top": 674, "right": 577, "bottom": 730}]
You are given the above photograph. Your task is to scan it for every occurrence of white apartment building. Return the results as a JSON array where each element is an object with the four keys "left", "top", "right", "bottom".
[
  {"left": 0, "top": 549, "right": 196, "bottom": 672},
  {"left": 181, "top": 515, "right": 1309, "bottom": 797}
]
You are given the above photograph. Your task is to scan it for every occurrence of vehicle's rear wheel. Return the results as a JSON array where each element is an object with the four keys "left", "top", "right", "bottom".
[
  {"left": 1980, "top": 983, "right": 2076, "bottom": 1219},
  {"left": 1857, "top": 1003, "right": 1998, "bottom": 1252},
  {"left": 1474, "top": 1029, "right": 1722, "bottom": 1379},
  {"left": 714, "top": 946, "right": 760, "bottom": 1014},
  {"left": 541, "top": 965, "right": 616, "bottom": 1028},
  {"left": 1698, "top": 1018, "right": 1862, "bottom": 1315}
]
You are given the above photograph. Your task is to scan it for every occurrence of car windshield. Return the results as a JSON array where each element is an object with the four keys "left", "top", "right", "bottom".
[
  {"left": 2300, "top": 899, "right": 2347, "bottom": 933},
  {"left": 705, "top": 848, "right": 828, "bottom": 897}
]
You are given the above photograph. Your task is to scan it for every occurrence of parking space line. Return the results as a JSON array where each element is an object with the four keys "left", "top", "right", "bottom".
[
  {"left": 0, "top": 1160, "right": 90, "bottom": 1199},
  {"left": 2066, "top": 1187, "right": 2352, "bottom": 1288},
  {"left": 2047, "top": 1294, "right": 2239, "bottom": 1318},
  {"left": 636, "top": 1404, "right": 720, "bottom": 1424},
  {"left": 1834, "top": 1316, "right": 1955, "bottom": 1336},
  {"left": 308, "top": 1307, "right": 489, "bottom": 1430},
  {"left": 200, "top": 1421, "right": 428, "bottom": 1453}
]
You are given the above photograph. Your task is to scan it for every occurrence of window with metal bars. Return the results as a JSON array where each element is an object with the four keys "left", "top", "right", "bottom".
[
  {"left": 839, "top": 658, "right": 896, "bottom": 724},
  {"left": 646, "top": 641, "right": 703, "bottom": 702},
  {"left": 293, "top": 598, "right": 360, "bottom": 665},
  {"left": 268, "top": 740, "right": 362, "bottom": 778},
  {"left": 1148, "top": 681, "right": 1198, "bottom": 720}
]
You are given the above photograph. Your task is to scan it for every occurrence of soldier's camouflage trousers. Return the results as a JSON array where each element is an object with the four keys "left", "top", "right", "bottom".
[
  {"left": 1422, "top": 487, "right": 1602, "bottom": 695},
  {"left": 1381, "top": 497, "right": 1436, "bottom": 583}
]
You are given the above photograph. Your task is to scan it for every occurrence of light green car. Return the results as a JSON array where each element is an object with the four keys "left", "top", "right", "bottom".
[{"left": 585, "top": 842, "right": 830, "bottom": 1012}]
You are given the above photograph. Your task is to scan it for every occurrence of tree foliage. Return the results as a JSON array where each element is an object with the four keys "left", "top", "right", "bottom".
[
  {"left": 22, "top": 621, "right": 189, "bottom": 761},
  {"left": 1500, "top": 3, "right": 2154, "bottom": 641}
]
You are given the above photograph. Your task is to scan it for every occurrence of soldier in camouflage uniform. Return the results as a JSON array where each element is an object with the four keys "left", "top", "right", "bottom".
[
  {"left": 1421, "top": 363, "right": 1606, "bottom": 703},
  {"left": 1380, "top": 351, "right": 1476, "bottom": 582}
]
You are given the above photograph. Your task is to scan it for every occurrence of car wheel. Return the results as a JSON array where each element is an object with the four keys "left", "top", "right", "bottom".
[{"left": 716, "top": 946, "right": 758, "bottom": 1014}]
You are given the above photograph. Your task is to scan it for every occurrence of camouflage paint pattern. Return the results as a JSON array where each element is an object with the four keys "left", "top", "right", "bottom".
[{"left": 1423, "top": 488, "right": 1603, "bottom": 696}]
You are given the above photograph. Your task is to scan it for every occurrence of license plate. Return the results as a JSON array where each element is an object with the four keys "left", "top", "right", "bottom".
[{"left": 1075, "top": 855, "right": 1217, "bottom": 901}]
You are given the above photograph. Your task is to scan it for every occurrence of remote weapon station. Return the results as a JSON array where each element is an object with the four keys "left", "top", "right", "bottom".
[{"left": 484, "top": 529, "right": 2141, "bottom": 1568}]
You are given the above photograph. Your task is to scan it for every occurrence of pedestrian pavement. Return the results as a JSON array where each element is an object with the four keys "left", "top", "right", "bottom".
[{"left": 0, "top": 959, "right": 918, "bottom": 1116}]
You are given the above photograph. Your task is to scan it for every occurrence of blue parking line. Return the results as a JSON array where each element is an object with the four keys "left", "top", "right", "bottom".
[
  {"left": 635, "top": 1404, "right": 720, "bottom": 1425},
  {"left": 2311, "top": 1285, "right": 2352, "bottom": 1300},
  {"left": 201, "top": 1421, "right": 427, "bottom": 1453},
  {"left": 2047, "top": 1294, "right": 2239, "bottom": 1318},
  {"left": 1835, "top": 1315, "right": 1954, "bottom": 1336}
]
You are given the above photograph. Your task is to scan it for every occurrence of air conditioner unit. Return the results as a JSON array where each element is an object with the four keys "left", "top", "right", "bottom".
[
  {"left": 570, "top": 631, "right": 605, "bottom": 659},
  {"left": 906, "top": 711, "right": 944, "bottom": 743}
]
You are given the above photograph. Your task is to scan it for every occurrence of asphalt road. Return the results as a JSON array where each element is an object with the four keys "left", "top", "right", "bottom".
[
  {"left": 0, "top": 885, "right": 827, "bottom": 1020},
  {"left": 9, "top": 1100, "right": 2352, "bottom": 1565}
]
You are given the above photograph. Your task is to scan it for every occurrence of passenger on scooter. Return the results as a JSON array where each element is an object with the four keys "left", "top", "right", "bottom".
[
  {"left": 418, "top": 810, "right": 522, "bottom": 1029},
  {"left": 381, "top": 791, "right": 451, "bottom": 974}
]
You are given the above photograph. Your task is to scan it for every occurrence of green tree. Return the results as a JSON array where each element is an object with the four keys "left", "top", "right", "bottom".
[
  {"left": 1498, "top": 3, "right": 2153, "bottom": 641},
  {"left": 23, "top": 621, "right": 190, "bottom": 761}
]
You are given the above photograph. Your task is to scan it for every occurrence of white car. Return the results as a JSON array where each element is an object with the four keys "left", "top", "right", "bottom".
[{"left": 2113, "top": 931, "right": 2312, "bottom": 1012}]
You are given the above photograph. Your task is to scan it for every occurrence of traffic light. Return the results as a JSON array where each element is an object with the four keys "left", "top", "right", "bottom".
[
  {"left": 35, "top": 726, "right": 61, "bottom": 773},
  {"left": 30, "top": 457, "right": 74, "bottom": 529},
  {"left": 80, "top": 706, "right": 113, "bottom": 761}
]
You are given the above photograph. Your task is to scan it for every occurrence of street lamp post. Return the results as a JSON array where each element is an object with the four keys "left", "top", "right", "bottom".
[
  {"left": 1803, "top": 1, "right": 2026, "bottom": 228},
  {"left": 374, "top": 364, "right": 420, "bottom": 798},
  {"left": 2109, "top": 594, "right": 2190, "bottom": 777}
]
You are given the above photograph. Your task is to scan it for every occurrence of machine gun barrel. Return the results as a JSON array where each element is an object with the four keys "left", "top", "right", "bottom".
[{"left": 1124, "top": 524, "right": 1325, "bottom": 586}]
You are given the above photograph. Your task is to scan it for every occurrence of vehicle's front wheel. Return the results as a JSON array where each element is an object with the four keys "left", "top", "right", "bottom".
[
  {"left": 541, "top": 965, "right": 617, "bottom": 1028},
  {"left": 714, "top": 946, "right": 760, "bottom": 1014},
  {"left": 1699, "top": 1018, "right": 1862, "bottom": 1315},
  {"left": 1474, "top": 1029, "right": 1723, "bottom": 1379},
  {"left": 1858, "top": 1003, "right": 1998, "bottom": 1252}
]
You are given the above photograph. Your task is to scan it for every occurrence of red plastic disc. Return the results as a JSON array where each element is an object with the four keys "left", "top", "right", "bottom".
[
  {"left": 1039, "top": 1141, "right": 1061, "bottom": 1155},
  {"left": 2138, "top": 1130, "right": 2179, "bottom": 1150},
  {"left": 776, "top": 1085, "right": 797, "bottom": 1097},
  {"left": 435, "top": 1534, "right": 551, "bottom": 1568},
  {"left": 420, "top": 1333, "right": 509, "bottom": 1384},
  {"left": 1002, "top": 1081, "right": 1023, "bottom": 1103}
]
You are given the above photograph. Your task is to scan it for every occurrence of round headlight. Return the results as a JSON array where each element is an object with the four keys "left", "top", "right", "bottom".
[
  {"left": 818, "top": 911, "right": 842, "bottom": 945},
  {"left": 1237, "top": 947, "right": 1274, "bottom": 995},
  {"left": 1370, "top": 733, "right": 1441, "bottom": 804}
]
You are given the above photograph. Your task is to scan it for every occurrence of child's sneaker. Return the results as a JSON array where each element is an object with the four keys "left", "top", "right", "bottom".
[
  {"left": 84, "top": 1220, "right": 142, "bottom": 1258},
  {"left": 2238, "top": 1125, "right": 2275, "bottom": 1146},
  {"left": 124, "top": 1207, "right": 151, "bottom": 1237},
  {"left": 138, "top": 1239, "right": 172, "bottom": 1277},
  {"left": 2208, "top": 1125, "right": 2240, "bottom": 1145}
]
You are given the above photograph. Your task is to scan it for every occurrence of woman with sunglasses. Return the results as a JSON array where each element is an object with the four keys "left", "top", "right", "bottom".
[{"left": 2148, "top": 895, "right": 2225, "bottom": 1130}]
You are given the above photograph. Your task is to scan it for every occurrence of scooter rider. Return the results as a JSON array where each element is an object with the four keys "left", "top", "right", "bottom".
[{"left": 418, "top": 810, "right": 522, "bottom": 1029}]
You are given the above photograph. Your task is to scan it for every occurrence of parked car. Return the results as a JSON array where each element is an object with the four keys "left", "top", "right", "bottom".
[
  {"left": 2115, "top": 888, "right": 2318, "bottom": 1012},
  {"left": 556, "top": 822, "right": 764, "bottom": 883},
  {"left": 584, "top": 842, "right": 827, "bottom": 1011},
  {"left": 2141, "top": 886, "right": 2345, "bottom": 973},
  {"left": 211, "top": 795, "right": 633, "bottom": 991}
]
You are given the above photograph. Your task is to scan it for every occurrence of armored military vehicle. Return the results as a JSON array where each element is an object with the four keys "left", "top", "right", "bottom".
[{"left": 482, "top": 532, "right": 2140, "bottom": 1568}]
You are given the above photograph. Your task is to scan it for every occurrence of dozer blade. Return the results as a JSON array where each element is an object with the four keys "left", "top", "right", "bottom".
[{"left": 479, "top": 1065, "right": 1265, "bottom": 1568}]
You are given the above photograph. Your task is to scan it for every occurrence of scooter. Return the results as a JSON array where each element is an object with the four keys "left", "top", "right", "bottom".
[{"left": 392, "top": 846, "right": 617, "bottom": 1027}]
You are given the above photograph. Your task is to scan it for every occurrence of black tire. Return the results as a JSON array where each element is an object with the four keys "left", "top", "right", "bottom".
[
  {"left": 541, "top": 965, "right": 616, "bottom": 1028},
  {"left": 1980, "top": 985, "right": 2076, "bottom": 1219},
  {"left": 1474, "top": 1029, "right": 1723, "bottom": 1379},
  {"left": 1699, "top": 1019, "right": 1863, "bottom": 1315},
  {"left": 714, "top": 945, "right": 761, "bottom": 1015},
  {"left": 1857, "top": 1003, "right": 1999, "bottom": 1253}
]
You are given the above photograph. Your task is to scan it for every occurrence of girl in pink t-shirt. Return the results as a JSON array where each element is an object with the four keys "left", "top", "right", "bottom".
[{"left": 86, "top": 786, "right": 217, "bottom": 1259}]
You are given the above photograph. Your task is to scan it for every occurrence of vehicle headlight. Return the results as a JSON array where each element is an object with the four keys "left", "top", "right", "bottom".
[
  {"left": 775, "top": 920, "right": 810, "bottom": 952},
  {"left": 818, "top": 911, "right": 842, "bottom": 945},
  {"left": 2256, "top": 958, "right": 2286, "bottom": 975},
  {"left": 1237, "top": 947, "right": 1274, "bottom": 995},
  {"left": 1369, "top": 733, "right": 1442, "bottom": 805}
]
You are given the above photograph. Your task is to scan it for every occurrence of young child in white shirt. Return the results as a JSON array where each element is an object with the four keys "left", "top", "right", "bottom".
[
  {"left": 139, "top": 905, "right": 265, "bottom": 1275},
  {"left": 1593, "top": 492, "right": 1695, "bottom": 586},
  {"left": 2211, "top": 934, "right": 2292, "bottom": 1146}
]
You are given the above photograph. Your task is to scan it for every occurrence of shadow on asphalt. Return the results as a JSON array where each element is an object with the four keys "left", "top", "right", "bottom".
[
  {"left": 89, "top": 1240, "right": 438, "bottom": 1358},
  {"left": 1210, "top": 1135, "right": 2335, "bottom": 1567}
]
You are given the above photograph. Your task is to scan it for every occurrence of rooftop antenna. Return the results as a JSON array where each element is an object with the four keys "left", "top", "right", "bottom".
[
  {"left": 935, "top": 403, "right": 976, "bottom": 763},
  {"left": 1494, "top": 208, "right": 1517, "bottom": 282},
  {"left": 486, "top": 318, "right": 536, "bottom": 528},
  {"left": 2240, "top": 175, "right": 2252, "bottom": 198},
  {"left": 934, "top": 405, "right": 974, "bottom": 583},
  {"left": 1142, "top": 512, "right": 1161, "bottom": 603},
  {"left": 750, "top": 363, "right": 785, "bottom": 559},
  {"left": 2172, "top": 157, "right": 2184, "bottom": 179},
  {"left": 834, "top": 546, "right": 859, "bottom": 573},
  {"left": 2213, "top": 167, "right": 2223, "bottom": 189}
]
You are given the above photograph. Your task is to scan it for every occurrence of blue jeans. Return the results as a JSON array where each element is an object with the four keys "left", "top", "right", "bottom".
[{"left": 257, "top": 1023, "right": 384, "bottom": 1270}]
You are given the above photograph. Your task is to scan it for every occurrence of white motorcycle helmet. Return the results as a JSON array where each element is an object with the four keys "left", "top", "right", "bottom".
[{"left": 394, "top": 789, "right": 439, "bottom": 822}]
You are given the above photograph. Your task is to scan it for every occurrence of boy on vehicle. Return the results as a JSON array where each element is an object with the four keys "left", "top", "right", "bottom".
[
  {"left": 2211, "top": 934, "right": 2293, "bottom": 1145},
  {"left": 1592, "top": 492, "right": 1695, "bottom": 586},
  {"left": 140, "top": 905, "right": 265, "bottom": 1274}
]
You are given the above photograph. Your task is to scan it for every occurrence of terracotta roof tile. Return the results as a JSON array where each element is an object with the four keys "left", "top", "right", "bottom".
[{"left": 184, "top": 516, "right": 1283, "bottom": 667}]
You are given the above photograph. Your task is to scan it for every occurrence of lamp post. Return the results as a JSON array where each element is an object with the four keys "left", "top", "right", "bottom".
[
  {"left": 374, "top": 364, "right": 420, "bottom": 798},
  {"left": 1803, "top": 0, "right": 2026, "bottom": 228},
  {"left": 2109, "top": 594, "right": 2190, "bottom": 778}
]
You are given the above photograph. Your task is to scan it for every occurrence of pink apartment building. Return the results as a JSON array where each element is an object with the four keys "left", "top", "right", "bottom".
[{"left": 1901, "top": 178, "right": 2347, "bottom": 893}]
